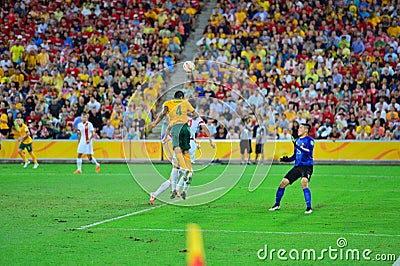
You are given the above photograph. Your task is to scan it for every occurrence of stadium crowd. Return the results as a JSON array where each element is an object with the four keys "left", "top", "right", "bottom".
[
  {"left": 186, "top": 0, "right": 400, "bottom": 142},
  {"left": 0, "top": 0, "right": 399, "bottom": 143},
  {"left": 0, "top": 0, "right": 200, "bottom": 140}
]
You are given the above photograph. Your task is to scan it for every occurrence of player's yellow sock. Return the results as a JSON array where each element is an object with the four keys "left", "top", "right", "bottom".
[
  {"left": 30, "top": 152, "right": 38, "bottom": 164},
  {"left": 175, "top": 152, "right": 187, "bottom": 170},
  {"left": 18, "top": 151, "right": 28, "bottom": 162},
  {"left": 184, "top": 153, "right": 193, "bottom": 174}
]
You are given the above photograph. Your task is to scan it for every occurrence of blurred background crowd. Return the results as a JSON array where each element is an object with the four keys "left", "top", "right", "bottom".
[
  {"left": 0, "top": 0, "right": 399, "bottom": 142},
  {"left": 186, "top": 0, "right": 400, "bottom": 141},
  {"left": 0, "top": 0, "right": 200, "bottom": 140}
]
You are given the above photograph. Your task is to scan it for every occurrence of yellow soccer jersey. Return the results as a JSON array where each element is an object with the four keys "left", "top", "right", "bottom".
[
  {"left": 19, "top": 124, "right": 33, "bottom": 144},
  {"left": 164, "top": 99, "right": 194, "bottom": 126}
]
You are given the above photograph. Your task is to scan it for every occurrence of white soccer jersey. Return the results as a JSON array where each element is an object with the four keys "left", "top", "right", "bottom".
[
  {"left": 188, "top": 116, "right": 205, "bottom": 139},
  {"left": 77, "top": 121, "right": 94, "bottom": 154},
  {"left": 78, "top": 121, "right": 94, "bottom": 145}
]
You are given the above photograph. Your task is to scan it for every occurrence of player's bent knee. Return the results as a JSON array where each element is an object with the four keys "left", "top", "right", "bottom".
[
  {"left": 280, "top": 178, "right": 290, "bottom": 188},
  {"left": 301, "top": 178, "right": 309, "bottom": 188}
]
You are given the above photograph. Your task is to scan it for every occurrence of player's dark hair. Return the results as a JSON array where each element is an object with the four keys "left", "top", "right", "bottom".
[
  {"left": 81, "top": 112, "right": 88, "bottom": 117},
  {"left": 174, "top": 90, "right": 184, "bottom": 99},
  {"left": 302, "top": 123, "right": 311, "bottom": 133}
]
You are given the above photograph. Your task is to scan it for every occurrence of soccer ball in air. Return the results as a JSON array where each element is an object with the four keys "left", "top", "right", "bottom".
[{"left": 182, "top": 61, "right": 195, "bottom": 73}]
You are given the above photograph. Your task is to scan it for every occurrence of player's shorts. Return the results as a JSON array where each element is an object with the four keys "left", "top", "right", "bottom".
[
  {"left": 240, "top": 139, "right": 252, "bottom": 154},
  {"left": 255, "top": 143, "right": 264, "bottom": 154},
  {"left": 77, "top": 142, "right": 94, "bottom": 155},
  {"left": 170, "top": 124, "right": 191, "bottom": 150},
  {"left": 19, "top": 142, "right": 33, "bottom": 153},
  {"left": 284, "top": 165, "right": 313, "bottom": 184},
  {"left": 189, "top": 139, "right": 196, "bottom": 163}
]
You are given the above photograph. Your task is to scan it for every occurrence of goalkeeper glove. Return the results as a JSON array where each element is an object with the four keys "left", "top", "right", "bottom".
[
  {"left": 280, "top": 156, "right": 290, "bottom": 162},
  {"left": 291, "top": 136, "right": 297, "bottom": 147}
]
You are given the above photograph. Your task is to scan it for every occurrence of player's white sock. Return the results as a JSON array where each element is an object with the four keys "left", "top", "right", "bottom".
[
  {"left": 77, "top": 158, "right": 82, "bottom": 170},
  {"left": 154, "top": 180, "right": 171, "bottom": 197},
  {"left": 183, "top": 179, "right": 190, "bottom": 193},
  {"left": 91, "top": 157, "right": 99, "bottom": 166},
  {"left": 171, "top": 168, "right": 179, "bottom": 191},
  {"left": 176, "top": 177, "right": 185, "bottom": 192}
]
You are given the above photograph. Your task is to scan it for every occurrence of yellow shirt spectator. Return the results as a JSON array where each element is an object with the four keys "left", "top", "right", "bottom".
[
  {"left": 92, "top": 75, "right": 101, "bottom": 87},
  {"left": 79, "top": 73, "right": 89, "bottom": 82},
  {"left": 0, "top": 112, "right": 8, "bottom": 130},
  {"left": 241, "top": 49, "right": 254, "bottom": 62},
  {"left": 305, "top": 61, "right": 316, "bottom": 75},
  {"left": 386, "top": 111, "right": 399, "bottom": 121},
  {"left": 257, "top": 0, "right": 270, "bottom": 10},
  {"left": 356, "top": 124, "right": 371, "bottom": 134},
  {"left": 186, "top": 7, "right": 196, "bottom": 16},
  {"left": 54, "top": 74, "right": 64, "bottom": 91},
  {"left": 97, "top": 35, "right": 109, "bottom": 46},
  {"left": 37, "top": 52, "right": 49, "bottom": 67},
  {"left": 10, "top": 44, "right": 25, "bottom": 63},
  {"left": 158, "top": 12, "right": 168, "bottom": 27},
  {"left": 368, "top": 16, "right": 381, "bottom": 27},
  {"left": 42, "top": 74, "right": 53, "bottom": 85},
  {"left": 235, "top": 10, "right": 246, "bottom": 25},
  {"left": 12, "top": 72, "right": 24, "bottom": 86},
  {"left": 387, "top": 25, "right": 400, "bottom": 37},
  {"left": 145, "top": 10, "right": 157, "bottom": 21},
  {"left": 25, "top": 53, "right": 37, "bottom": 71},
  {"left": 284, "top": 110, "right": 297, "bottom": 122}
]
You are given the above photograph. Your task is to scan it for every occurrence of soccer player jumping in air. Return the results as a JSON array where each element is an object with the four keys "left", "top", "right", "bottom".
[
  {"left": 269, "top": 123, "right": 315, "bottom": 214},
  {"left": 148, "top": 90, "right": 197, "bottom": 199}
]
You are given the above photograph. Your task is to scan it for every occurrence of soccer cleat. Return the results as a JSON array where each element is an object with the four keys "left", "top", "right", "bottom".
[
  {"left": 170, "top": 190, "right": 177, "bottom": 199},
  {"left": 33, "top": 163, "right": 39, "bottom": 169},
  {"left": 305, "top": 207, "right": 313, "bottom": 214},
  {"left": 23, "top": 161, "right": 30, "bottom": 168},
  {"left": 269, "top": 204, "right": 280, "bottom": 211},
  {"left": 96, "top": 164, "right": 100, "bottom": 173},
  {"left": 181, "top": 191, "right": 187, "bottom": 200},
  {"left": 73, "top": 169, "right": 82, "bottom": 174},
  {"left": 149, "top": 193, "right": 156, "bottom": 205}
]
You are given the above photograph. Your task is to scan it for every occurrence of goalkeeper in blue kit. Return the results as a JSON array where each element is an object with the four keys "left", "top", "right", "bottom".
[{"left": 269, "top": 123, "right": 315, "bottom": 214}]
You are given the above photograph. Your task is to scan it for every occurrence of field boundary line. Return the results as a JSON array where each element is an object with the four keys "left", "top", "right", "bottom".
[
  {"left": 2, "top": 172, "right": 399, "bottom": 178},
  {"left": 88, "top": 227, "right": 400, "bottom": 237},
  {"left": 76, "top": 187, "right": 224, "bottom": 230}
]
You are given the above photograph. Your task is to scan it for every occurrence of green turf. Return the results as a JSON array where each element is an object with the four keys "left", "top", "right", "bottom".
[{"left": 0, "top": 164, "right": 399, "bottom": 265}]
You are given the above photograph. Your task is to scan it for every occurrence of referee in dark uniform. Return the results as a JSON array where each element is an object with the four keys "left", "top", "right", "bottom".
[{"left": 269, "top": 123, "right": 315, "bottom": 214}]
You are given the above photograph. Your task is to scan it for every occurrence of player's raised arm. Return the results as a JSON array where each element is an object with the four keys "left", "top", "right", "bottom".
[
  {"left": 149, "top": 106, "right": 168, "bottom": 131},
  {"left": 200, "top": 124, "right": 215, "bottom": 148},
  {"left": 162, "top": 124, "right": 172, "bottom": 143}
]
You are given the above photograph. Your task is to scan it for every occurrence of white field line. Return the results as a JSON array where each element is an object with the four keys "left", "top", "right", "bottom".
[
  {"left": 3, "top": 172, "right": 399, "bottom": 178},
  {"left": 76, "top": 187, "right": 224, "bottom": 230},
  {"left": 86, "top": 227, "right": 400, "bottom": 237}
]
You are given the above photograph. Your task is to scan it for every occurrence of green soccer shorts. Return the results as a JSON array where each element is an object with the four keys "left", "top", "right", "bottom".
[{"left": 170, "top": 124, "right": 191, "bottom": 151}]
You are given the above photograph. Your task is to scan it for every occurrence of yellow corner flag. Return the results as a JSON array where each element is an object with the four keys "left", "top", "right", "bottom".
[{"left": 186, "top": 223, "right": 206, "bottom": 266}]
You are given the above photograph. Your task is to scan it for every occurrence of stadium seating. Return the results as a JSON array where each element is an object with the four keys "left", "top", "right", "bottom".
[
  {"left": 190, "top": 0, "right": 400, "bottom": 141},
  {"left": 0, "top": 0, "right": 399, "bottom": 141},
  {"left": 0, "top": 0, "right": 200, "bottom": 140}
]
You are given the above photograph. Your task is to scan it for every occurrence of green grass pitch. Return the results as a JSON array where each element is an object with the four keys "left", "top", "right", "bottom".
[{"left": 0, "top": 163, "right": 399, "bottom": 265}]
